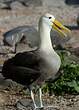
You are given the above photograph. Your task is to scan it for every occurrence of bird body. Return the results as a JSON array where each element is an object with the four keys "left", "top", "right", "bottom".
[
  {"left": 2, "top": 48, "right": 61, "bottom": 86},
  {"left": 2, "top": 13, "right": 70, "bottom": 109},
  {"left": 2, "top": 14, "right": 61, "bottom": 86}
]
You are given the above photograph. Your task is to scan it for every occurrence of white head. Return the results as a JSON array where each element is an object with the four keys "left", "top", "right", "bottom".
[
  {"left": 42, "top": 13, "right": 55, "bottom": 29},
  {"left": 39, "top": 13, "right": 71, "bottom": 36}
]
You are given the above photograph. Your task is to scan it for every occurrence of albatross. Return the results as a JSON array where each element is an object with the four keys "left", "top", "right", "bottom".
[{"left": 2, "top": 13, "right": 70, "bottom": 109}]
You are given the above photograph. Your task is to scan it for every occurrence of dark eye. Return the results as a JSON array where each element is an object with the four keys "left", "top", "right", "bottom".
[{"left": 49, "top": 17, "right": 52, "bottom": 19}]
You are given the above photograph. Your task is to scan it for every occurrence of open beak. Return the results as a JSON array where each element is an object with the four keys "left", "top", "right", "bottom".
[{"left": 52, "top": 19, "right": 71, "bottom": 37}]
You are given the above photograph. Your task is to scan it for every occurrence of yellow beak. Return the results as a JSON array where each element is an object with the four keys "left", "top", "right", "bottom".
[{"left": 52, "top": 19, "right": 71, "bottom": 37}]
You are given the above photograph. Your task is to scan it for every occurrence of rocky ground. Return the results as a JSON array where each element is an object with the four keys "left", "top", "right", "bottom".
[
  {"left": 0, "top": 84, "right": 79, "bottom": 110},
  {"left": 0, "top": 0, "right": 79, "bottom": 110}
]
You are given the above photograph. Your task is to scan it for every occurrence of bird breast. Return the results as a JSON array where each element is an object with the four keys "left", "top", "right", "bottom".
[{"left": 39, "top": 50, "right": 61, "bottom": 80}]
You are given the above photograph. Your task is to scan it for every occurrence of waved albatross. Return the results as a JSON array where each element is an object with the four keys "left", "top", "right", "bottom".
[{"left": 2, "top": 13, "right": 70, "bottom": 109}]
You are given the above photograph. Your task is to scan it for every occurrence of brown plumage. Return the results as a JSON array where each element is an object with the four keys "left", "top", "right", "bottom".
[{"left": 2, "top": 51, "right": 42, "bottom": 86}]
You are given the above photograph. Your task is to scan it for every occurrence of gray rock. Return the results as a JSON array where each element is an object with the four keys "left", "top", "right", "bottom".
[
  {"left": 65, "top": 0, "right": 79, "bottom": 5},
  {"left": 43, "top": 0, "right": 65, "bottom": 7},
  {"left": 10, "top": 1, "right": 26, "bottom": 10},
  {"left": 0, "top": 0, "right": 12, "bottom": 2},
  {"left": 16, "top": 99, "right": 33, "bottom": 110},
  {"left": 50, "top": 30, "right": 70, "bottom": 49},
  {"left": 16, "top": 99, "right": 58, "bottom": 110},
  {"left": 21, "top": 0, "right": 42, "bottom": 7},
  {"left": 3, "top": 25, "right": 39, "bottom": 49},
  {"left": 0, "top": 0, "right": 42, "bottom": 9},
  {"left": 0, "top": 2, "right": 9, "bottom": 9},
  {"left": 0, "top": 1, "right": 11, "bottom": 9}
]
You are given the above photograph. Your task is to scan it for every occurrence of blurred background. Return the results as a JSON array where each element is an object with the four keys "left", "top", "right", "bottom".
[{"left": 0, "top": 0, "right": 79, "bottom": 52}]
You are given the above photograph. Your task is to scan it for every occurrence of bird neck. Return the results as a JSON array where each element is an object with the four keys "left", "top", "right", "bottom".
[{"left": 39, "top": 23, "right": 54, "bottom": 52}]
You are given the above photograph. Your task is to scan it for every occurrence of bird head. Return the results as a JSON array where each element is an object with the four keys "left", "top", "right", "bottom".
[{"left": 41, "top": 13, "right": 71, "bottom": 37}]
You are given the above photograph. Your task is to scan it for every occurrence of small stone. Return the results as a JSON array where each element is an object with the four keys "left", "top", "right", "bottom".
[{"left": 16, "top": 99, "right": 33, "bottom": 110}]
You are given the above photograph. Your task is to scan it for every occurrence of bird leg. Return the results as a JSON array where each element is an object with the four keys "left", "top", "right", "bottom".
[
  {"left": 31, "top": 90, "right": 38, "bottom": 109},
  {"left": 39, "top": 88, "right": 43, "bottom": 108},
  {"left": 31, "top": 88, "right": 58, "bottom": 110},
  {"left": 39, "top": 88, "right": 59, "bottom": 109},
  {"left": 31, "top": 89, "right": 44, "bottom": 110}
]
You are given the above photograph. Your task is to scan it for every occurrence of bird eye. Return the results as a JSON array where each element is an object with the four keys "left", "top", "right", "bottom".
[{"left": 49, "top": 17, "right": 52, "bottom": 19}]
